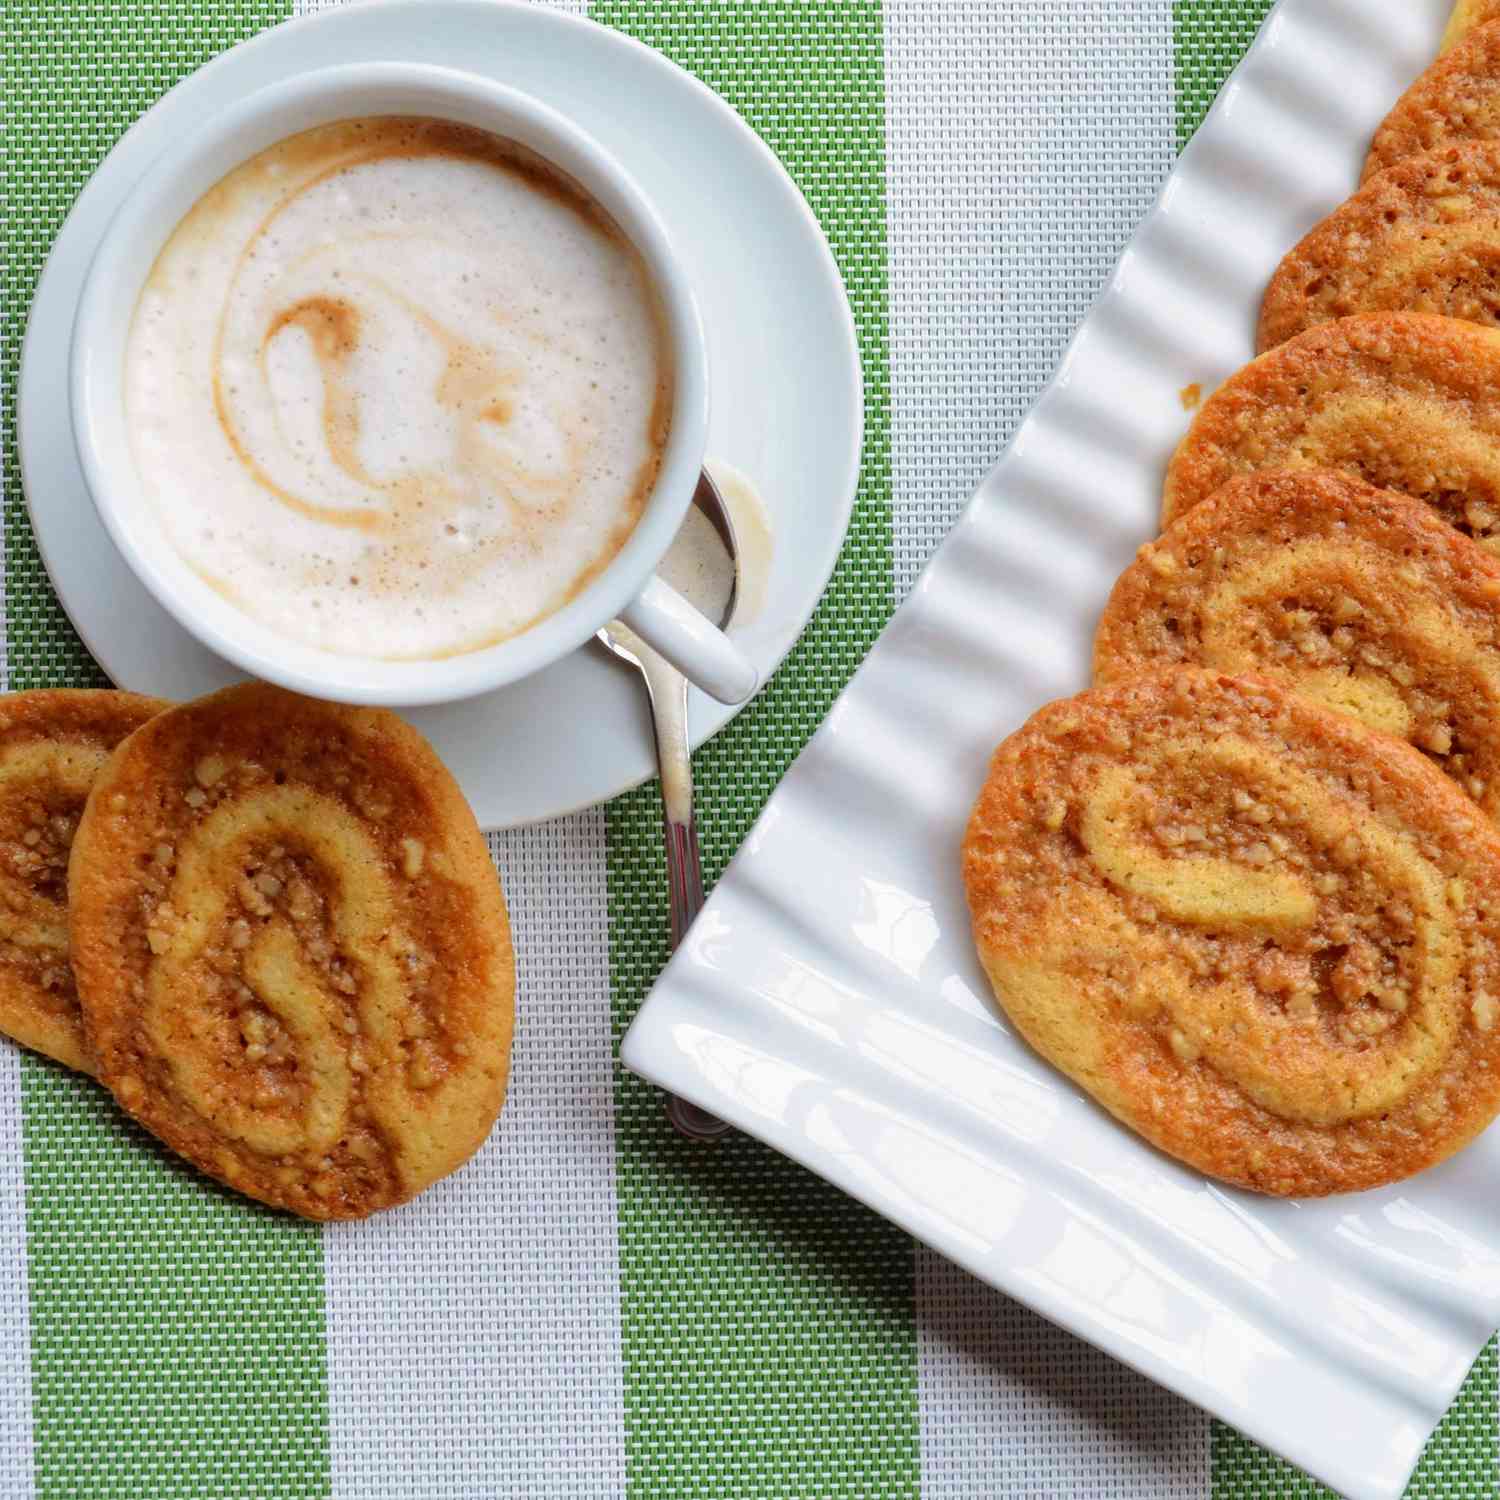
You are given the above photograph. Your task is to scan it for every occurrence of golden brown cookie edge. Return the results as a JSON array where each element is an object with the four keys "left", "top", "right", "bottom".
[
  {"left": 962, "top": 666, "right": 1500, "bottom": 1196},
  {"left": 68, "top": 682, "right": 515, "bottom": 1221}
]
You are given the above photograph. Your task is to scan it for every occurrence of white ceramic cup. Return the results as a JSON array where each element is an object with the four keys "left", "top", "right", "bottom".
[{"left": 71, "top": 61, "right": 758, "bottom": 708}]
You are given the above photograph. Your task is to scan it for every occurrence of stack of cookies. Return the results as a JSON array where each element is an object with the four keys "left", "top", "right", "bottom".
[
  {"left": 964, "top": 11, "right": 1500, "bottom": 1196},
  {"left": 0, "top": 682, "right": 514, "bottom": 1219}
]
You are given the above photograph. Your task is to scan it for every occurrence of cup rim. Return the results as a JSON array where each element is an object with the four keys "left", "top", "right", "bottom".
[{"left": 70, "top": 60, "right": 709, "bottom": 707}]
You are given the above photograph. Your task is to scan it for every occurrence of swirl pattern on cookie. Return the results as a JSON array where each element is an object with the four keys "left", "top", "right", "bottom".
[
  {"left": 68, "top": 684, "right": 514, "bottom": 1219},
  {"left": 1260, "top": 143, "right": 1500, "bottom": 348},
  {"left": 1098, "top": 469, "right": 1500, "bottom": 817},
  {"left": 962, "top": 668, "right": 1500, "bottom": 1195},
  {"left": 1366, "top": 22, "right": 1500, "bottom": 180},
  {"left": 1163, "top": 313, "right": 1500, "bottom": 543},
  {"left": 0, "top": 691, "right": 167, "bottom": 1072}
]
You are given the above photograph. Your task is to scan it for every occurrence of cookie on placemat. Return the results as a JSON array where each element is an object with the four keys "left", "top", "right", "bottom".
[
  {"left": 962, "top": 667, "right": 1500, "bottom": 1196},
  {"left": 1098, "top": 469, "right": 1500, "bottom": 819},
  {"left": 69, "top": 683, "right": 514, "bottom": 1220},
  {"left": 1162, "top": 312, "right": 1500, "bottom": 539},
  {"left": 1260, "top": 142, "right": 1500, "bottom": 349},
  {"left": 1366, "top": 21, "right": 1500, "bottom": 180},
  {"left": 0, "top": 690, "right": 167, "bottom": 1072}
]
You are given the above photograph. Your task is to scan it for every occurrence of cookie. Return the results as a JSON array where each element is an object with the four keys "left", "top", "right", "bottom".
[
  {"left": 1366, "top": 21, "right": 1500, "bottom": 180},
  {"left": 1098, "top": 469, "right": 1500, "bottom": 817},
  {"left": 69, "top": 683, "right": 514, "bottom": 1220},
  {"left": 1162, "top": 312, "right": 1500, "bottom": 542},
  {"left": 1441, "top": 0, "right": 1500, "bottom": 52},
  {"left": 1260, "top": 142, "right": 1500, "bottom": 348},
  {"left": 962, "top": 667, "right": 1500, "bottom": 1196},
  {"left": 0, "top": 690, "right": 169, "bottom": 1072}
]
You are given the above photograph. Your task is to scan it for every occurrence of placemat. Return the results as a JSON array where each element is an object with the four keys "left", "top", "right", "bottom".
[{"left": 0, "top": 2, "right": 1495, "bottom": 1496}]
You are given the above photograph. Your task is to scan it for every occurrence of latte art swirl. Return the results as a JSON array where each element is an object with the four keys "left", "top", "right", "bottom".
[
  {"left": 963, "top": 669, "right": 1500, "bottom": 1195},
  {"left": 126, "top": 118, "right": 669, "bottom": 660}
]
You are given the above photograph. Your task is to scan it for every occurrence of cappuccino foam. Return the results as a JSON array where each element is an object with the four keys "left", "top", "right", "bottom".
[{"left": 125, "top": 117, "right": 670, "bottom": 659}]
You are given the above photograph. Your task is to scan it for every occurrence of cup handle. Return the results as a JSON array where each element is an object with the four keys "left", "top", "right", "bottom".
[{"left": 618, "top": 575, "right": 758, "bottom": 705}]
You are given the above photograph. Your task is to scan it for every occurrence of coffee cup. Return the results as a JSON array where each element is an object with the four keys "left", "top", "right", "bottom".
[{"left": 71, "top": 62, "right": 758, "bottom": 707}]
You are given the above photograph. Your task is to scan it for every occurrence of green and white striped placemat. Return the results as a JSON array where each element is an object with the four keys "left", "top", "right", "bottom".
[{"left": 1, "top": 2, "right": 1495, "bottom": 1495}]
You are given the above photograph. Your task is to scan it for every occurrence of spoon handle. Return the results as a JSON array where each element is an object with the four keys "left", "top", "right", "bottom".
[
  {"left": 661, "top": 833, "right": 732, "bottom": 1136},
  {"left": 665, "top": 814, "right": 705, "bottom": 949},
  {"left": 643, "top": 666, "right": 733, "bottom": 1142}
]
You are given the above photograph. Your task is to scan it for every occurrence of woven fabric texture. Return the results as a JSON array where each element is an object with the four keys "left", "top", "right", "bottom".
[
  {"left": 323, "top": 814, "right": 624, "bottom": 1500},
  {"left": 0, "top": 1, "right": 1496, "bottom": 1497},
  {"left": 593, "top": 5, "right": 914, "bottom": 1496}
]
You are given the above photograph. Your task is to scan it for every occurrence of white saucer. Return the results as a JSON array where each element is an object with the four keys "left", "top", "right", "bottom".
[{"left": 18, "top": 0, "right": 861, "bottom": 829}]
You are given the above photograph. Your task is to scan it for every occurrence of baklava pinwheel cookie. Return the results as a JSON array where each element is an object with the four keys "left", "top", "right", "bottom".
[
  {"left": 1367, "top": 20, "right": 1500, "bottom": 179},
  {"left": 1162, "top": 312, "right": 1500, "bottom": 545},
  {"left": 962, "top": 668, "right": 1500, "bottom": 1196},
  {"left": 0, "top": 689, "right": 168, "bottom": 1072},
  {"left": 1097, "top": 469, "right": 1500, "bottom": 818},
  {"left": 1442, "top": 0, "right": 1500, "bottom": 52},
  {"left": 1259, "top": 142, "right": 1500, "bottom": 348},
  {"left": 68, "top": 683, "right": 514, "bottom": 1219}
]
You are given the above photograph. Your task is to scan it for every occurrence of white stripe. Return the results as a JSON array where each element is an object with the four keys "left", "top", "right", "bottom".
[
  {"left": 915, "top": 1253, "right": 1210, "bottom": 1497},
  {"left": 885, "top": 0, "right": 1178, "bottom": 600},
  {"left": 325, "top": 810, "right": 625, "bottom": 1500},
  {"left": 0, "top": 315, "right": 35, "bottom": 1497},
  {"left": 882, "top": 3, "right": 1211, "bottom": 1493},
  {"left": 0, "top": 1057, "right": 32, "bottom": 1500},
  {"left": 308, "top": 3, "right": 624, "bottom": 1496}
]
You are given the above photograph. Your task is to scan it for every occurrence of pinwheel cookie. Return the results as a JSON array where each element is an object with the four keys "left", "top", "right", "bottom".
[
  {"left": 1366, "top": 20, "right": 1500, "bottom": 179},
  {"left": 962, "top": 668, "right": 1500, "bottom": 1196},
  {"left": 69, "top": 683, "right": 514, "bottom": 1220},
  {"left": 1162, "top": 312, "right": 1500, "bottom": 545},
  {"left": 1097, "top": 469, "right": 1500, "bottom": 818},
  {"left": 1260, "top": 142, "right": 1500, "bottom": 348},
  {"left": 1441, "top": 0, "right": 1500, "bottom": 52},
  {"left": 0, "top": 690, "right": 167, "bottom": 1072}
]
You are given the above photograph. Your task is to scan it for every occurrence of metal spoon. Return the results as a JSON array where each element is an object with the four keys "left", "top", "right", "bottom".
[{"left": 597, "top": 472, "right": 739, "bottom": 1141}]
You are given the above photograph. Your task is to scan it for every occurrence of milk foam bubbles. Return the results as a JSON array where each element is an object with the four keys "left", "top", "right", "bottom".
[{"left": 125, "top": 118, "right": 669, "bottom": 660}]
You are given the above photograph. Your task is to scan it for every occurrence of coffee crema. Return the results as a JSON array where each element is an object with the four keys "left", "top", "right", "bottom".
[{"left": 125, "top": 117, "right": 671, "bottom": 660}]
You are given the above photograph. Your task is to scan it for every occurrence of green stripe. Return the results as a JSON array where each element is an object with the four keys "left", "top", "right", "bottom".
[
  {"left": 1172, "top": 0, "right": 1273, "bottom": 149},
  {"left": 1174, "top": 4, "right": 1500, "bottom": 1496},
  {"left": 595, "top": 3, "right": 914, "bottom": 1496},
  {"left": 3, "top": 6, "right": 331, "bottom": 1497}
]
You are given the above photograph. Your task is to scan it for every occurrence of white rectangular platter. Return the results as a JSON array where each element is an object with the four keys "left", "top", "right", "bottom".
[{"left": 620, "top": 3, "right": 1500, "bottom": 1497}]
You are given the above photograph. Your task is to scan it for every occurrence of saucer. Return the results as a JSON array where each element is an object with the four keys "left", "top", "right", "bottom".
[{"left": 17, "top": 0, "right": 861, "bottom": 828}]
